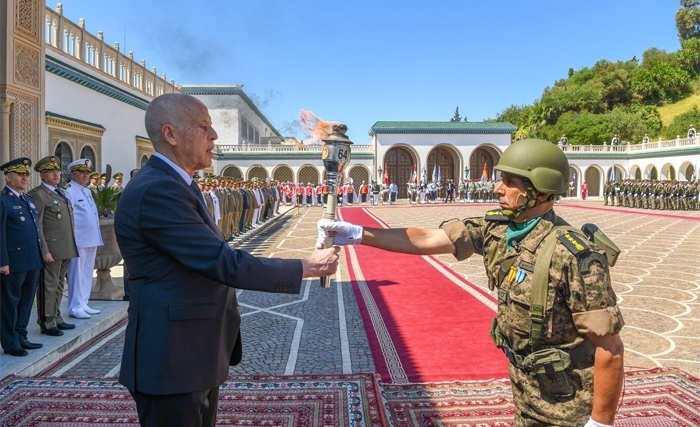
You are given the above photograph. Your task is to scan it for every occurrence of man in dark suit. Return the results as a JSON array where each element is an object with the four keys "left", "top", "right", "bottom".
[
  {"left": 0, "top": 157, "right": 45, "bottom": 357},
  {"left": 115, "top": 93, "right": 339, "bottom": 427},
  {"left": 28, "top": 156, "right": 79, "bottom": 336}
]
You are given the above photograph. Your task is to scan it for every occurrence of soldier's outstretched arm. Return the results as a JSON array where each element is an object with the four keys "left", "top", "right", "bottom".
[{"left": 317, "top": 220, "right": 457, "bottom": 255}]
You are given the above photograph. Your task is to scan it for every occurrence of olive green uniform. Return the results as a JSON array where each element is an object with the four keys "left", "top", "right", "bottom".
[{"left": 441, "top": 209, "right": 624, "bottom": 426}]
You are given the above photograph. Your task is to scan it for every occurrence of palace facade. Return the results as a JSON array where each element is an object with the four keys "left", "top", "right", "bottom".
[{"left": 1, "top": 2, "right": 698, "bottom": 198}]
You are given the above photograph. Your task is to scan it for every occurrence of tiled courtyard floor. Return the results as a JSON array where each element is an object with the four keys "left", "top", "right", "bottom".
[{"left": 11, "top": 199, "right": 700, "bottom": 380}]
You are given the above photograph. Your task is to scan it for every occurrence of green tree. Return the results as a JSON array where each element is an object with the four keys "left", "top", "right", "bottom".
[
  {"left": 676, "top": 0, "right": 700, "bottom": 41},
  {"left": 632, "top": 62, "right": 692, "bottom": 103},
  {"left": 678, "top": 38, "right": 700, "bottom": 74},
  {"left": 641, "top": 47, "right": 678, "bottom": 69},
  {"left": 495, "top": 104, "right": 531, "bottom": 128},
  {"left": 450, "top": 106, "right": 461, "bottom": 122}
]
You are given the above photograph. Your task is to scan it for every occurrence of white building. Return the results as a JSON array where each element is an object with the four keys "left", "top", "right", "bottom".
[{"left": 2, "top": 3, "right": 698, "bottom": 199}]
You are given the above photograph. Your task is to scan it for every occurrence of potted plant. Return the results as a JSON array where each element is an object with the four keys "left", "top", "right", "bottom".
[{"left": 90, "top": 186, "right": 124, "bottom": 300}]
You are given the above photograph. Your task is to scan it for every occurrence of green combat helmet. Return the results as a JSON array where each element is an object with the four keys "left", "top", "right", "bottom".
[{"left": 495, "top": 138, "right": 569, "bottom": 219}]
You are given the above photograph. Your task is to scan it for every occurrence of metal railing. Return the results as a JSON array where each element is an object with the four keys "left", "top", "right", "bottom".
[
  {"left": 560, "top": 136, "right": 698, "bottom": 153},
  {"left": 215, "top": 144, "right": 374, "bottom": 154}
]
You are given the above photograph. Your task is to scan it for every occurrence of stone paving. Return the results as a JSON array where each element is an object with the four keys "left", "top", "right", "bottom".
[{"left": 31, "top": 199, "right": 700, "bottom": 379}]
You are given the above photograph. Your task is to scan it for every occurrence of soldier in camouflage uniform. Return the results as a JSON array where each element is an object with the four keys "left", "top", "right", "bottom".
[{"left": 319, "top": 139, "right": 625, "bottom": 427}]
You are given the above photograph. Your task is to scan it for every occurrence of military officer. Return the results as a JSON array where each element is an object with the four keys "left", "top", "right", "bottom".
[
  {"left": 28, "top": 156, "right": 79, "bottom": 336},
  {"left": 320, "top": 139, "right": 624, "bottom": 427},
  {"left": 1, "top": 157, "right": 45, "bottom": 356},
  {"left": 64, "top": 159, "right": 104, "bottom": 319},
  {"left": 111, "top": 172, "right": 124, "bottom": 194},
  {"left": 88, "top": 172, "right": 100, "bottom": 191}
]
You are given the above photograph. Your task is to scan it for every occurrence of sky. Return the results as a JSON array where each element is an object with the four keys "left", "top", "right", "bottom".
[{"left": 56, "top": 0, "right": 683, "bottom": 144}]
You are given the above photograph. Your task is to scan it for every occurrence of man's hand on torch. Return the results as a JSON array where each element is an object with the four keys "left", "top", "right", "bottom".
[
  {"left": 316, "top": 220, "right": 364, "bottom": 248},
  {"left": 301, "top": 246, "right": 341, "bottom": 278}
]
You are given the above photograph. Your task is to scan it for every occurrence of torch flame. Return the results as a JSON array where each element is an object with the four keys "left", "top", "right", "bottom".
[{"left": 298, "top": 109, "right": 340, "bottom": 145}]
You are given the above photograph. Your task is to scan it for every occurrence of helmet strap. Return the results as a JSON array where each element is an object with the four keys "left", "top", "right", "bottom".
[{"left": 501, "top": 188, "right": 541, "bottom": 220}]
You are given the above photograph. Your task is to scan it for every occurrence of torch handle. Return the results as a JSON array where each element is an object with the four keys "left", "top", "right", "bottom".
[{"left": 319, "top": 231, "right": 335, "bottom": 288}]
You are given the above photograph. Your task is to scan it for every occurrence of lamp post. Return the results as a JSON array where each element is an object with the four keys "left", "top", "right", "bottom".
[{"left": 319, "top": 124, "right": 354, "bottom": 288}]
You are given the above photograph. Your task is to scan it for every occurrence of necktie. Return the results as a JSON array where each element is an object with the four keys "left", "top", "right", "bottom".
[{"left": 55, "top": 187, "right": 68, "bottom": 201}]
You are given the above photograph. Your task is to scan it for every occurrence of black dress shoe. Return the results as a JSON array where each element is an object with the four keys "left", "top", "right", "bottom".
[
  {"left": 19, "top": 339, "right": 43, "bottom": 350},
  {"left": 4, "top": 347, "right": 28, "bottom": 357},
  {"left": 42, "top": 327, "right": 64, "bottom": 336},
  {"left": 57, "top": 322, "right": 76, "bottom": 330}
]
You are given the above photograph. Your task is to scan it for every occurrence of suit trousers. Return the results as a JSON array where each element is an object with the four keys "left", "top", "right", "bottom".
[
  {"left": 37, "top": 258, "right": 71, "bottom": 330},
  {"left": 1, "top": 269, "right": 40, "bottom": 351},
  {"left": 67, "top": 246, "right": 98, "bottom": 314},
  {"left": 130, "top": 387, "right": 219, "bottom": 427}
]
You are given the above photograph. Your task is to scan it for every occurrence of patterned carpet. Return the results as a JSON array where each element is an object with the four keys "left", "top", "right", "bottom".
[
  {"left": 381, "top": 367, "right": 700, "bottom": 427},
  {"left": 0, "top": 373, "right": 384, "bottom": 427},
  {"left": 2, "top": 369, "right": 699, "bottom": 426}
]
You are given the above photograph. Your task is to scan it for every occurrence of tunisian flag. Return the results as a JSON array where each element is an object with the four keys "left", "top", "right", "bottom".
[
  {"left": 383, "top": 164, "right": 390, "bottom": 185},
  {"left": 482, "top": 163, "right": 489, "bottom": 180}
]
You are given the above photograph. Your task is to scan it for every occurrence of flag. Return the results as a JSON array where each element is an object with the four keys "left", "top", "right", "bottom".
[
  {"left": 413, "top": 166, "right": 418, "bottom": 184},
  {"left": 437, "top": 167, "right": 442, "bottom": 183},
  {"left": 421, "top": 166, "right": 427, "bottom": 183},
  {"left": 692, "top": 164, "right": 697, "bottom": 181},
  {"left": 467, "top": 168, "right": 471, "bottom": 180},
  {"left": 383, "top": 164, "right": 389, "bottom": 185},
  {"left": 610, "top": 162, "right": 616, "bottom": 183},
  {"left": 432, "top": 165, "right": 437, "bottom": 183},
  {"left": 482, "top": 163, "right": 489, "bottom": 180}
]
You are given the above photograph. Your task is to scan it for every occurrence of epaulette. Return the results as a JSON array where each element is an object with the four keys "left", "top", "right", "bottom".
[
  {"left": 64, "top": 184, "right": 71, "bottom": 189},
  {"left": 558, "top": 231, "right": 589, "bottom": 256},
  {"left": 484, "top": 209, "right": 509, "bottom": 221}
]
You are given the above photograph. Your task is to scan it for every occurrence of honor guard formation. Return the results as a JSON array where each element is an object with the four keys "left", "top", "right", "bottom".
[
  {"left": 604, "top": 179, "right": 699, "bottom": 210},
  {"left": 191, "top": 175, "right": 283, "bottom": 241}
]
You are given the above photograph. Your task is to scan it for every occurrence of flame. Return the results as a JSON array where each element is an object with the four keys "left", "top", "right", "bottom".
[{"left": 298, "top": 109, "right": 340, "bottom": 145}]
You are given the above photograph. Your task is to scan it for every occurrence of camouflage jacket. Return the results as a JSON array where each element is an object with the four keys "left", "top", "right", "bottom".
[{"left": 441, "top": 209, "right": 624, "bottom": 353}]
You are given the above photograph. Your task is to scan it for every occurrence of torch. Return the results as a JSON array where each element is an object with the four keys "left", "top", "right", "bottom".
[{"left": 319, "top": 124, "right": 354, "bottom": 288}]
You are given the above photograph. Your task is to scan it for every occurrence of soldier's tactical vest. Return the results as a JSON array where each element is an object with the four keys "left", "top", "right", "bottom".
[{"left": 484, "top": 210, "right": 619, "bottom": 396}]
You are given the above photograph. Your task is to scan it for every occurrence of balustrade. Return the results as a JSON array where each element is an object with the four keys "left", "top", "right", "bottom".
[
  {"left": 558, "top": 136, "right": 697, "bottom": 154},
  {"left": 45, "top": 4, "right": 179, "bottom": 98}
]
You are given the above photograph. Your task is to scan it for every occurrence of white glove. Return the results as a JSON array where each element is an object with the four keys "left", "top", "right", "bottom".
[
  {"left": 316, "top": 219, "right": 363, "bottom": 248},
  {"left": 584, "top": 417, "right": 612, "bottom": 427}
]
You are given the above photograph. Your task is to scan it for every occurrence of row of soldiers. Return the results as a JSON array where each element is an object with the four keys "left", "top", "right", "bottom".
[
  {"left": 604, "top": 179, "right": 700, "bottom": 210},
  {"left": 86, "top": 171, "right": 125, "bottom": 194},
  {"left": 194, "top": 175, "right": 282, "bottom": 241}
]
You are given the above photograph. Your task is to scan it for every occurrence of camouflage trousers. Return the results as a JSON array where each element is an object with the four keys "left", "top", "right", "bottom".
[{"left": 509, "top": 362, "right": 593, "bottom": 426}]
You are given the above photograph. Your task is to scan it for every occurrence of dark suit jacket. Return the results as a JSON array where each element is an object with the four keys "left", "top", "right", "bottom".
[
  {"left": 115, "top": 156, "right": 303, "bottom": 395},
  {"left": 27, "top": 184, "right": 79, "bottom": 261},
  {"left": 0, "top": 187, "right": 43, "bottom": 271}
]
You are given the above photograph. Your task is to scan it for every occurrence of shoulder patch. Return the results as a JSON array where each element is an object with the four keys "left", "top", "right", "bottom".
[
  {"left": 579, "top": 252, "right": 608, "bottom": 275},
  {"left": 484, "top": 209, "right": 509, "bottom": 221},
  {"left": 558, "top": 231, "right": 589, "bottom": 256}
]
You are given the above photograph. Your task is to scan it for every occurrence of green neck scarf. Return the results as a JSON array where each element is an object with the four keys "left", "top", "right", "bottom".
[{"left": 506, "top": 216, "right": 543, "bottom": 251}]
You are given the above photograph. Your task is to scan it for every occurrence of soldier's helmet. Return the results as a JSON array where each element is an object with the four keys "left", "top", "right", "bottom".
[{"left": 494, "top": 138, "right": 569, "bottom": 195}]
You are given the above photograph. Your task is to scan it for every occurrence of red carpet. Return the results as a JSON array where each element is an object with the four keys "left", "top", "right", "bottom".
[{"left": 339, "top": 208, "right": 508, "bottom": 384}]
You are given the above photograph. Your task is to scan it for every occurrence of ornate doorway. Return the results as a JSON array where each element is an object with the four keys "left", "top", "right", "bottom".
[
  {"left": 468, "top": 147, "right": 497, "bottom": 181},
  {"left": 384, "top": 146, "right": 415, "bottom": 198},
  {"left": 427, "top": 146, "right": 457, "bottom": 184}
]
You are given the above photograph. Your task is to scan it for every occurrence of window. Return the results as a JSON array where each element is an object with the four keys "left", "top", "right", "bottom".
[
  {"left": 54, "top": 141, "right": 73, "bottom": 185},
  {"left": 241, "top": 117, "right": 248, "bottom": 140}
]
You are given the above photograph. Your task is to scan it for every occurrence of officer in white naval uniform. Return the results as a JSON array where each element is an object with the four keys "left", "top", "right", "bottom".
[{"left": 64, "top": 159, "right": 104, "bottom": 319}]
